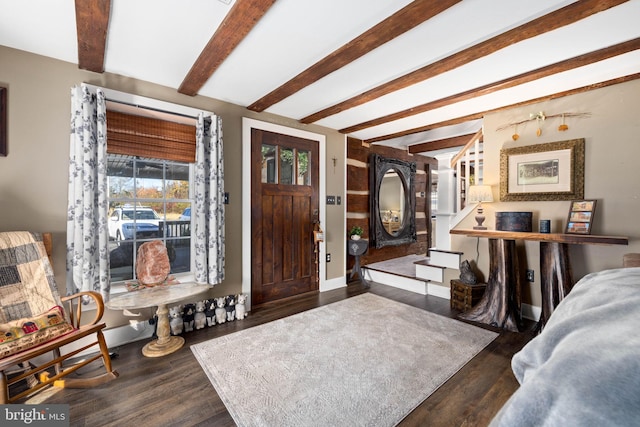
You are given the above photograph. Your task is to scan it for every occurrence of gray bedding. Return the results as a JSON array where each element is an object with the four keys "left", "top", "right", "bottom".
[{"left": 490, "top": 267, "right": 640, "bottom": 427}]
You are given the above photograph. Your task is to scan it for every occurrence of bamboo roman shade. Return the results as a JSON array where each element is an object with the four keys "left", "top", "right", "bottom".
[{"left": 106, "top": 110, "right": 196, "bottom": 163}]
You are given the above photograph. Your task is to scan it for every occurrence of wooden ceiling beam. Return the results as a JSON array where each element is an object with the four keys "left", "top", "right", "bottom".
[
  {"left": 75, "top": 0, "right": 110, "bottom": 72},
  {"left": 301, "top": 0, "right": 629, "bottom": 124},
  {"left": 342, "top": 37, "right": 640, "bottom": 134},
  {"left": 247, "top": 0, "right": 461, "bottom": 112},
  {"left": 365, "top": 114, "right": 483, "bottom": 144},
  {"left": 179, "top": 0, "right": 276, "bottom": 96},
  {"left": 365, "top": 72, "right": 640, "bottom": 145},
  {"left": 407, "top": 133, "right": 479, "bottom": 154}
]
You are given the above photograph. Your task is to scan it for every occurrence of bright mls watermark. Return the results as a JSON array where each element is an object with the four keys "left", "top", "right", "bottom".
[{"left": 1, "top": 405, "right": 69, "bottom": 426}]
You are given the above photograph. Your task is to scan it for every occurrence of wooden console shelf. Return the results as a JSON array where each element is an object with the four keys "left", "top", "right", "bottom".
[
  {"left": 450, "top": 229, "right": 628, "bottom": 246},
  {"left": 450, "top": 229, "right": 628, "bottom": 332}
]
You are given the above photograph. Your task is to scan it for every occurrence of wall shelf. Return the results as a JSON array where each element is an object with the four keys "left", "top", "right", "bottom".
[{"left": 450, "top": 229, "right": 628, "bottom": 246}]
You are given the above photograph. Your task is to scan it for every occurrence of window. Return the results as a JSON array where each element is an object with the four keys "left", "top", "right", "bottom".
[
  {"left": 261, "top": 144, "right": 311, "bottom": 185},
  {"left": 105, "top": 104, "right": 197, "bottom": 286},
  {"left": 107, "top": 154, "right": 193, "bottom": 283}
]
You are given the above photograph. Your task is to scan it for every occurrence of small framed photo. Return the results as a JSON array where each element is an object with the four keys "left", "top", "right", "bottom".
[{"left": 565, "top": 200, "right": 596, "bottom": 234}]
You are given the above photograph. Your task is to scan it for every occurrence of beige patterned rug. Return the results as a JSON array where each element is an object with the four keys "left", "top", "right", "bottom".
[{"left": 191, "top": 293, "right": 497, "bottom": 427}]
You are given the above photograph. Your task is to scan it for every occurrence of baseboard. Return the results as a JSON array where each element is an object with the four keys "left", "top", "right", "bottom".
[
  {"left": 76, "top": 320, "right": 155, "bottom": 354},
  {"left": 322, "top": 276, "right": 346, "bottom": 292},
  {"left": 400, "top": 281, "right": 542, "bottom": 323},
  {"left": 521, "top": 303, "right": 541, "bottom": 322},
  {"left": 362, "top": 269, "right": 428, "bottom": 295},
  {"left": 28, "top": 320, "right": 155, "bottom": 366}
]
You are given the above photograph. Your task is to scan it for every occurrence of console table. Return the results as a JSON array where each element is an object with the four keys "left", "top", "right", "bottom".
[
  {"left": 450, "top": 229, "right": 628, "bottom": 331},
  {"left": 106, "top": 282, "right": 211, "bottom": 357}
]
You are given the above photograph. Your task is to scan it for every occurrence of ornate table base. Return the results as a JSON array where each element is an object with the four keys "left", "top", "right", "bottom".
[
  {"left": 457, "top": 238, "right": 521, "bottom": 332},
  {"left": 538, "top": 241, "right": 572, "bottom": 331},
  {"left": 142, "top": 303, "right": 185, "bottom": 357},
  {"left": 451, "top": 229, "right": 627, "bottom": 333}
]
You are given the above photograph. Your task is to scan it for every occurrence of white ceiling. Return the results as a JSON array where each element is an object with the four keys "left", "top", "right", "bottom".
[{"left": 1, "top": 0, "right": 639, "bottom": 154}]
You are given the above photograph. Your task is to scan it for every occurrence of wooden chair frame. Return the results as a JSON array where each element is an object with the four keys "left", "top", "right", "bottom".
[{"left": 0, "top": 233, "right": 118, "bottom": 403}]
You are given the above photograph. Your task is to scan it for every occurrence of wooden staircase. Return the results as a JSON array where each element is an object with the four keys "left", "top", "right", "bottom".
[
  {"left": 414, "top": 248, "right": 463, "bottom": 282},
  {"left": 361, "top": 130, "right": 483, "bottom": 299},
  {"left": 362, "top": 249, "right": 463, "bottom": 299}
]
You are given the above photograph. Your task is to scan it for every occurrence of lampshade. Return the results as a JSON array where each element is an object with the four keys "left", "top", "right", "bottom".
[{"left": 467, "top": 185, "right": 494, "bottom": 203}]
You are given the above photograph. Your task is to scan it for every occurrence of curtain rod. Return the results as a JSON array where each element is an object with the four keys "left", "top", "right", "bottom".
[
  {"left": 82, "top": 82, "right": 208, "bottom": 120},
  {"left": 106, "top": 99, "right": 198, "bottom": 120}
]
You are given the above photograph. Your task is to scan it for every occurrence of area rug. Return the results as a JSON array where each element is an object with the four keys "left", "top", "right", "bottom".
[{"left": 191, "top": 293, "right": 497, "bottom": 427}]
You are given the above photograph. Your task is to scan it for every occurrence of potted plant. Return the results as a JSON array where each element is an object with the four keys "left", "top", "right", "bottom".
[{"left": 349, "top": 226, "right": 363, "bottom": 241}]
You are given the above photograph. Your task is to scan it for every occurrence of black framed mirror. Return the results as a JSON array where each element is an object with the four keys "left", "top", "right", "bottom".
[{"left": 369, "top": 154, "right": 417, "bottom": 248}]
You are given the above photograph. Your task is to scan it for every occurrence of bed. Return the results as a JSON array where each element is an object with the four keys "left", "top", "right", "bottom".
[{"left": 490, "top": 266, "right": 640, "bottom": 426}]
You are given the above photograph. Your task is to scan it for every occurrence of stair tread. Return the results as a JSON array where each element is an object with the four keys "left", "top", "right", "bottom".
[
  {"left": 428, "top": 248, "right": 464, "bottom": 255},
  {"left": 413, "top": 259, "right": 447, "bottom": 269}
]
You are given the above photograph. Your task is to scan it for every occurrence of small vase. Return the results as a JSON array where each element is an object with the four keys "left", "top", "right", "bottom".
[{"left": 351, "top": 235, "right": 361, "bottom": 241}]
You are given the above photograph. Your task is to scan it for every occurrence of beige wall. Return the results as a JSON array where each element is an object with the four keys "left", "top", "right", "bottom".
[
  {"left": 0, "top": 46, "right": 346, "bottom": 326},
  {"left": 3, "top": 44, "right": 639, "bottom": 320},
  {"left": 452, "top": 79, "right": 640, "bottom": 308}
]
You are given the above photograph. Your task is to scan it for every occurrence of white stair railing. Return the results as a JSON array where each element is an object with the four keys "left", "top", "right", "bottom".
[{"left": 451, "top": 129, "right": 483, "bottom": 214}]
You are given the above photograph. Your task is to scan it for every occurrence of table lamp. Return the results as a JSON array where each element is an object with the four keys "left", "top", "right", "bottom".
[{"left": 467, "top": 185, "right": 493, "bottom": 229}]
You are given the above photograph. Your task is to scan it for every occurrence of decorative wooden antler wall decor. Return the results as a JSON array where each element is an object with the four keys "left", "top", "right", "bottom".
[{"left": 497, "top": 112, "right": 591, "bottom": 140}]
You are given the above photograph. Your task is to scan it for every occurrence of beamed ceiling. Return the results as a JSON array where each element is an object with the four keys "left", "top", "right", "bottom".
[{"left": 1, "top": 0, "right": 639, "bottom": 155}]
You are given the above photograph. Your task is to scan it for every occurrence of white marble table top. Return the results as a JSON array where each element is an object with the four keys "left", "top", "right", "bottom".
[{"left": 106, "top": 282, "right": 212, "bottom": 310}]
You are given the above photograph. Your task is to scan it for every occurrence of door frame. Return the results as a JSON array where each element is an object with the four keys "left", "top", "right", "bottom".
[{"left": 242, "top": 117, "right": 326, "bottom": 311}]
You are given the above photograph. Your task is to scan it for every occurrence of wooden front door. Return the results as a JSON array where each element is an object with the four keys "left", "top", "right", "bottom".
[{"left": 251, "top": 128, "right": 320, "bottom": 306}]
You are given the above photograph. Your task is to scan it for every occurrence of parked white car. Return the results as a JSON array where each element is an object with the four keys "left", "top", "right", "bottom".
[
  {"left": 108, "top": 207, "right": 161, "bottom": 242},
  {"left": 179, "top": 207, "right": 191, "bottom": 220}
]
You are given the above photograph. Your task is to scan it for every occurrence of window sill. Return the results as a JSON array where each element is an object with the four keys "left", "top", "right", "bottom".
[{"left": 109, "top": 272, "right": 196, "bottom": 297}]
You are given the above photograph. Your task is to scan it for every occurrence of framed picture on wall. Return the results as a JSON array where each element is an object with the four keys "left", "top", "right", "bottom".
[
  {"left": 565, "top": 200, "right": 596, "bottom": 234},
  {"left": 0, "top": 87, "right": 6, "bottom": 157},
  {"left": 500, "top": 139, "right": 585, "bottom": 202}
]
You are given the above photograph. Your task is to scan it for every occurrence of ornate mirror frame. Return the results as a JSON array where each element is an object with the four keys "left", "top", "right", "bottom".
[{"left": 369, "top": 154, "right": 417, "bottom": 249}]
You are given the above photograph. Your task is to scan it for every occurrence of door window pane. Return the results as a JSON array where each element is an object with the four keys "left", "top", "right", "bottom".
[
  {"left": 280, "top": 147, "right": 294, "bottom": 185},
  {"left": 297, "top": 150, "right": 310, "bottom": 185},
  {"left": 261, "top": 144, "right": 277, "bottom": 183}
]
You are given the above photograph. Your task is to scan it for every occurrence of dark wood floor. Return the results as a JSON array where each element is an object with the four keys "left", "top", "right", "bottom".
[{"left": 15, "top": 281, "right": 536, "bottom": 427}]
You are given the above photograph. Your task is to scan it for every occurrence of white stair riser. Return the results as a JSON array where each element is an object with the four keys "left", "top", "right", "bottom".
[
  {"left": 415, "top": 264, "right": 444, "bottom": 282},
  {"left": 427, "top": 283, "right": 450, "bottom": 299},
  {"left": 428, "top": 250, "right": 461, "bottom": 269}
]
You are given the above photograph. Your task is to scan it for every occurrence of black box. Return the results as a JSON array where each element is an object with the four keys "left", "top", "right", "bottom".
[{"left": 496, "top": 212, "right": 532, "bottom": 232}]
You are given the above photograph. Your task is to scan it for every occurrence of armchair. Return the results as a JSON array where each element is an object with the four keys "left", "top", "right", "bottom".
[{"left": 0, "top": 231, "right": 118, "bottom": 403}]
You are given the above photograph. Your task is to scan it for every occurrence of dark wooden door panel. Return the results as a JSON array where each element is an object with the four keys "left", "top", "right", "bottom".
[{"left": 251, "top": 128, "right": 319, "bottom": 306}]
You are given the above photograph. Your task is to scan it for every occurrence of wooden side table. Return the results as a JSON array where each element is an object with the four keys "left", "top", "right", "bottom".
[
  {"left": 348, "top": 239, "right": 369, "bottom": 286},
  {"left": 106, "top": 282, "right": 211, "bottom": 357}
]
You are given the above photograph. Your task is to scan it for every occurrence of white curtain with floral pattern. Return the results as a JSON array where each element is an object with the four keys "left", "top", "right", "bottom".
[
  {"left": 66, "top": 84, "right": 110, "bottom": 298},
  {"left": 194, "top": 113, "right": 225, "bottom": 285}
]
